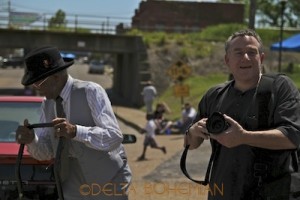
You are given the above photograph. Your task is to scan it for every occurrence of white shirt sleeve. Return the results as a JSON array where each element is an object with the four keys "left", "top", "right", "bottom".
[
  {"left": 73, "top": 82, "right": 123, "bottom": 151},
  {"left": 27, "top": 80, "right": 123, "bottom": 158},
  {"left": 26, "top": 102, "right": 55, "bottom": 161}
]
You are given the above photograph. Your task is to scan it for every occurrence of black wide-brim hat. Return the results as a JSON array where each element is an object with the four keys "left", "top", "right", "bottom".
[{"left": 22, "top": 46, "right": 74, "bottom": 86}]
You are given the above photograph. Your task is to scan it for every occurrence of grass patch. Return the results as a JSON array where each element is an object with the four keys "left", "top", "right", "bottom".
[
  {"left": 131, "top": 24, "right": 300, "bottom": 120},
  {"left": 155, "top": 73, "right": 228, "bottom": 121},
  {"left": 156, "top": 72, "right": 300, "bottom": 121}
]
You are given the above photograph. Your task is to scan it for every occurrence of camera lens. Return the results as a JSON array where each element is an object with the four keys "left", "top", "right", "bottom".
[{"left": 206, "top": 112, "right": 228, "bottom": 134}]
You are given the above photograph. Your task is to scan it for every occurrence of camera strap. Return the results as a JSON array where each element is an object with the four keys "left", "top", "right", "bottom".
[
  {"left": 180, "top": 81, "right": 232, "bottom": 185},
  {"left": 179, "top": 77, "right": 254, "bottom": 185},
  {"left": 253, "top": 73, "right": 298, "bottom": 170},
  {"left": 180, "top": 73, "right": 299, "bottom": 187},
  {"left": 180, "top": 143, "right": 220, "bottom": 185},
  {"left": 251, "top": 74, "right": 299, "bottom": 198}
]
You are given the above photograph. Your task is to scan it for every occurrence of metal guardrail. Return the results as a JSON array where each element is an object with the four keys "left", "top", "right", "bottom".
[{"left": 0, "top": 12, "right": 131, "bottom": 34}]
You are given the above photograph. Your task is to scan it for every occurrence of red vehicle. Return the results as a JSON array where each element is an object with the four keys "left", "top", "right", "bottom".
[
  {"left": 0, "top": 96, "right": 57, "bottom": 199},
  {"left": 0, "top": 95, "right": 136, "bottom": 199}
]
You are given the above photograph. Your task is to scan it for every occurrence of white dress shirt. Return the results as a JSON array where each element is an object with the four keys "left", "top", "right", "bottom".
[{"left": 27, "top": 75, "right": 123, "bottom": 160}]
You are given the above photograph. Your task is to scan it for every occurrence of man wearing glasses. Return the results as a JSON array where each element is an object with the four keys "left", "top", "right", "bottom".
[{"left": 16, "top": 46, "right": 132, "bottom": 200}]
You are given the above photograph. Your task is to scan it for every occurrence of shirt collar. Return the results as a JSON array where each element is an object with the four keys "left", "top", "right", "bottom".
[{"left": 59, "top": 75, "right": 73, "bottom": 102}]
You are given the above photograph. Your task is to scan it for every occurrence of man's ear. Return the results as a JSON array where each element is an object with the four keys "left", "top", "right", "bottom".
[
  {"left": 224, "top": 54, "right": 229, "bottom": 66},
  {"left": 260, "top": 52, "right": 265, "bottom": 64}
]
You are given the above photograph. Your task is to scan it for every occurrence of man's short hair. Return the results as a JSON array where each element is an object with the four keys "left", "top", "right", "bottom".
[{"left": 225, "top": 29, "right": 264, "bottom": 53}]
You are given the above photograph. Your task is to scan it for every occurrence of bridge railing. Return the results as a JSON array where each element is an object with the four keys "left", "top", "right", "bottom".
[{"left": 0, "top": 12, "right": 132, "bottom": 34}]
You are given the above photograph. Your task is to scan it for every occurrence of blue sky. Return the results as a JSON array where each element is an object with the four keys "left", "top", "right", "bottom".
[
  {"left": 3, "top": 0, "right": 216, "bottom": 19},
  {"left": 4, "top": 0, "right": 141, "bottom": 19},
  {"left": 0, "top": 0, "right": 217, "bottom": 28}
]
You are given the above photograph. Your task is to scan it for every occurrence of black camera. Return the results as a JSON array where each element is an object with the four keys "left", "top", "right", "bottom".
[{"left": 206, "top": 112, "right": 230, "bottom": 134}]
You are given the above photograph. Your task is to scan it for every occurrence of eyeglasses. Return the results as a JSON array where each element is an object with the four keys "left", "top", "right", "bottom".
[{"left": 32, "top": 76, "right": 50, "bottom": 89}]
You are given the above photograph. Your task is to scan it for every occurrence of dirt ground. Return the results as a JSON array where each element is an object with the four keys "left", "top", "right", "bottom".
[
  {"left": 0, "top": 68, "right": 210, "bottom": 200},
  {"left": 124, "top": 134, "right": 209, "bottom": 200}
]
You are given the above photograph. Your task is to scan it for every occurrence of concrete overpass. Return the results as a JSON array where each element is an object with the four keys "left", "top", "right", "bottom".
[{"left": 0, "top": 29, "right": 151, "bottom": 107}]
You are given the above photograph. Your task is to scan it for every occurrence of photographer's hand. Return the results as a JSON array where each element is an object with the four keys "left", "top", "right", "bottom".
[
  {"left": 184, "top": 118, "right": 210, "bottom": 149},
  {"left": 209, "top": 114, "right": 246, "bottom": 148}
]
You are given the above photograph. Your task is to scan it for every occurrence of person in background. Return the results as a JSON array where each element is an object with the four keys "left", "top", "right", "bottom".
[
  {"left": 138, "top": 113, "right": 166, "bottom": 161},
  {"left": 16, "top": 46, "right": 132, "bottom": 200},
  {"left": 173, "top": 102, "right": 196, "bottom": 134},
  {"left": 184, "top": 29, "right": 300, "bottom": 199},
  {"left": 141, "top": 80, "right": 157, "bottom": 114},
  {"left": 153, "top": 102, "right": 173, "bottom": 134}
]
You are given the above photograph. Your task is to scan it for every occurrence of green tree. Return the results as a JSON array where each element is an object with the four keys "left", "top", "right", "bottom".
[
  {"left": 286, "top": 0, "right": 300, "bottom": 27},
  {"left": 48, "top": 9, "right": 67, "bottom": 28},
  {"left": 217, "top": 0, "right": 300, "bottom": 28},
  {"left": 257, "top": 0, "right": 299, "bottom": 27}
]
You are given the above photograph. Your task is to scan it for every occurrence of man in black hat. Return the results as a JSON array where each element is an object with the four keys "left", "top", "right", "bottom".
[{"left": 16, "top": 46, "right": 132, "bottom": 200}]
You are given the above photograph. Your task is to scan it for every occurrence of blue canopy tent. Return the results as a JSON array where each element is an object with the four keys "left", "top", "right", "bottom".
[{"left": 270, "top": 33, "right": 300, "bottom": 52}]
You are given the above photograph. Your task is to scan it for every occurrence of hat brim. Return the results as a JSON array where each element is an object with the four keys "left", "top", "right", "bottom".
[{"left": 22, "top": 58, "right": 74, "bottom": 86}]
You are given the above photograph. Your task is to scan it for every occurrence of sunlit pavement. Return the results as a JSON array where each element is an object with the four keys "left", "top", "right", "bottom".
[{"left": 0, "top": 67, "right": 211, "bottom": 200}]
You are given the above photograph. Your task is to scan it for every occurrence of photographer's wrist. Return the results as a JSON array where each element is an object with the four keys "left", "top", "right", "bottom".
[
  {"left": 185, "top": 129, "right": 189, "bottom": 135},
  {"left": 185, "top": 124, "right": 192, "bottom": 135}
]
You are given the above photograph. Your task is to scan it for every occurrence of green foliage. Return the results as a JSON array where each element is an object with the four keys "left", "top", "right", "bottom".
[
  {"left": 156, "top": 74, "right": 228, "bottom": 120},
  {"left": 127, "top": 23, "right": 300, "bottom": 62},
  {"left": 285, "top": 68, "right": 300, "bottom": 89},
  {"left": 127, "top": 23, "right": 250, "bottom": 47},
  {"left": 158, "top": 71, "right": 300, "bottom": 121},
  {"left": 132, "top": 24, "right": 300, "bottom": 119},
  {"left": 46, "top": 26, "right": 91, "bottom": 33},
  {"left": 197, "top": 23, "right": 247, "bottom": 41},
  {"left": 46, "top": 9, "right": 91, "bottom": 33},
  {"left": 257, "top": 0, "right": 300, "bottom": 27},
  {"left": 127, "top": 24, "right": 299, "bottom": 50},
  {"left": 156, "top": 33, "right": 167, "bottom": 46},
  {"left": 127, "top": 30, "right": 169, "bottom": 47},
  {"left": 74, "top": 28, "right": 91, "bottom": 33},
  {"left": 126, "top": 28, "right": 144, "bottom": 36},
  {"left": 126, "top": 24, "right": 250, "bottom": 59},
  {"left": 256, "top": 29, "right": 298, "bottom": 47},
  {"left": 179, "top": 42, "right": 212, "bottom": 59},
  {"left": 48, "top": 9, "right": 67, "bottom": 28}
]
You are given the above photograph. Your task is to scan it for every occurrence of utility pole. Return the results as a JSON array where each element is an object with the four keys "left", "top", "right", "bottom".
[
  {"left": 248, "top": 0, "right": 256, "bottom": 30},
  {"left": 8, "top": 0, "right": 11, "bottom": 28},
  {"left": 278, "top": 0, "right": 287, "bottom": 72},
  {"left": 106, "top": 17, "right": 110, "bottom": 34}
]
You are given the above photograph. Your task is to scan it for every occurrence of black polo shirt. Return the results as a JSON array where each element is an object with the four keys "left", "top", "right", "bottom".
[{"left": 197, "top": 75, "right": 300, "bottom": 199}]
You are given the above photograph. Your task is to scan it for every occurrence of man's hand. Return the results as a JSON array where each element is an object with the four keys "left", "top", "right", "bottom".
[
  {"left": 16, "top": 119, "right": 35, "bottom": 144},
  {"left": 209, "top": 114, "right": 246, "bottom": 148},
  {"left": 189, "top": 118, "right": 210, "bottom": 140},
  {"left": 184, "top": 118, "right": 209, "bottom": 149},
  {"left": 52, "top": 118, "right": 77, "bottom": 139}
]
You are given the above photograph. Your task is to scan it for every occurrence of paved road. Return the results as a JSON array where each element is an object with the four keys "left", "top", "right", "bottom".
[
  {"left": 0, "top": 67, "right": 25, "bottom": 88},
  {"left": 0, "top": 62, "right": 112, "bottom": 89},
  {"left": 0, "top": 63, "right": 136, "bottom": 136},
  {"left": 0, "top": 64, "right": 211, "bottom": 199}
]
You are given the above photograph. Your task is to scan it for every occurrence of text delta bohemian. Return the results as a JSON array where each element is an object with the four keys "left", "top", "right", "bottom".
[{"left": 79, "top": 182, "right": 224, "bottom": 197}]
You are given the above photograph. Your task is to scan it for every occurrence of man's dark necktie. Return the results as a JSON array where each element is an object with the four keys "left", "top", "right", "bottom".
[
  {"left": 56, "top": 96, "right": 66, "bottom": 118},
  {"left": 54, "top": 96, "right": 67, "bottom": 200}
]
